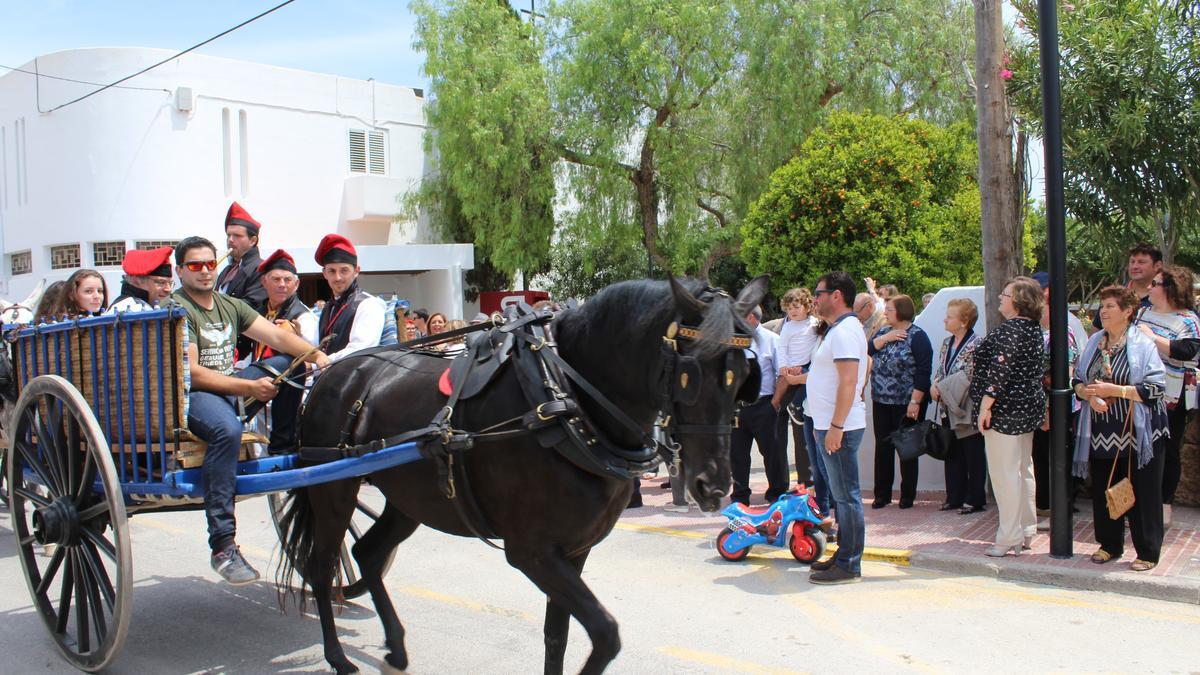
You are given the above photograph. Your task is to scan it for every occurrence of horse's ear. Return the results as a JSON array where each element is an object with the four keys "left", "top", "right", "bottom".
[
  {"left": 733, "top": 275, "right": 770, "bottom": 319},
  {"left": 669, "top": 276, "right": 708, "bottom": 317},
  {"left": 20, "top": 278, "right": 46, "bottom": 311}
]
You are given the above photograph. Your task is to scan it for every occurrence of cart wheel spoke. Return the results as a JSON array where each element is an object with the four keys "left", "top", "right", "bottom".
[
  {"left": 77, "top": 549, "right": 109, "bottom": 643},
  {"left": 35, "top": 545, "right": 69, "bottom": 597},
  {"left": 75, "top": 449, "right": 95, "bottom": 503},
  {"left": 14, "top": 485, "right": 52, "bottom": 508},
  {"left": 72, "top": 553, "right": 91, "bottom": 654},
  {"left": 81, "top": 527, "right": 117, "bottom": 563},
  {"left": 15, "top": 437, "right": 59, "bottom": 499},
  {"left": 33, "top": 407, "right": 69, "bottom": 497},
  {"left": 55, "top": 556, "right": 75, "bottom": 635},
  {"left": 355, "top": 501, "right": 382, "bottom": 520},
  {"left": 77, "top": 501, "right": 110, "bottom": 523},
  {"left": 79, "top": 539, "right": 117, "bottom": 612}
]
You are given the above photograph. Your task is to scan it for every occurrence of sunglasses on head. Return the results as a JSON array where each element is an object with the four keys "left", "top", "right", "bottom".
[{"left": 183, "top": 260, "right": 218, "bottom": 272}]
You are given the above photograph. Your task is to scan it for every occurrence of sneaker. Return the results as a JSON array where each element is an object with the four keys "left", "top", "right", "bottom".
[
  {"left": 809, "top": 566, "right": 861, "bottom": 585},
  {"left": 211, "top": 545, "right": 260, "bottom": 585}
]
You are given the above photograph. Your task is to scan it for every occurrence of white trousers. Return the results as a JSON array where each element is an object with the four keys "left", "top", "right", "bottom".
[{"left": 984, "top": 428, "right": 1037, "bottom": 547}]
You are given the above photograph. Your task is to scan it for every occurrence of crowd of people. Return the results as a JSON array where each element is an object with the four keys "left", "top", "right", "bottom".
[
  {"left": 719, "top": 242, "right": 1195, "bottom": 584},
  {"left": 24, "top": 201, "right": 484, "bottom": 585}
]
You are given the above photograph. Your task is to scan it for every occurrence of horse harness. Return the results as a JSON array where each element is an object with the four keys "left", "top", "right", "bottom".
[{"left": 294, "top": 301, "right": 752, "bottom": 548}]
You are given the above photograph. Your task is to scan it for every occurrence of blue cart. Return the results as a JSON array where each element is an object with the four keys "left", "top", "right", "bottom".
[{"left": 3, "top": 309, "right": 413, "bottom": 671}]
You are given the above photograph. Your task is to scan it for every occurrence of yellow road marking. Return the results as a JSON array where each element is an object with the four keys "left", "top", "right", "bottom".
[
  {"left": 396, "top": 586, "right": 538, "bottom": 623},
  {"left": 615, "top": 521, "right": 709, "bottom": 539},
  {"left": 616, "top": 522, "right": 913, "bottom": 564},
  {"left": 658, "top": 646, "right": 808, "bottom": 674}
]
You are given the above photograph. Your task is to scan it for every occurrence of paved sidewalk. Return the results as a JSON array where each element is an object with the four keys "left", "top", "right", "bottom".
[{"left": 621, "top": 474, "right": 1200, "bottom": 605}]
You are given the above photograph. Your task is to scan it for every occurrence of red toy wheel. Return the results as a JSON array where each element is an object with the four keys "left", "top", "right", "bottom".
[
  {"left": 789, "top": 522, "right": 827, "bottom": 564},
  {"left": 716, "top": 529, "right": 749, "bottom": 561}
]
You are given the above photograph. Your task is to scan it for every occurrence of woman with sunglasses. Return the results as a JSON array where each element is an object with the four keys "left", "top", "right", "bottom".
[{"left": 1134, "top": 265, "right": 1199, "bottom": 530}]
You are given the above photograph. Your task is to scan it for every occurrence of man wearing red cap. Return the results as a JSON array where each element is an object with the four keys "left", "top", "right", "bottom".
[
  {"left": 217, "top": 202, "right": 267, "bottom": 307},
  {"left": 315, "top": 233, "right": 387, "bottom": 361},
  {"left": 252, "top": 249, "right": 318, "bottom": 359},
  {"left": 108, "top": 246, "right": 174, "bottom": 312}
]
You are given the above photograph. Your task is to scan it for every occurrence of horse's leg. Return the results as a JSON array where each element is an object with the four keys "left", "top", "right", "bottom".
[
  {"left": 543, "top": 550, "right": 590, "bottom": 675},
  {"left": 307, "top": 483, "right": 361, "bottom": 675},
  {"left": 353, "top": 504, "right": 420, "bottom": 674},
  {"left": 509, "top": 548, "right": 618, "bottom": 675}
]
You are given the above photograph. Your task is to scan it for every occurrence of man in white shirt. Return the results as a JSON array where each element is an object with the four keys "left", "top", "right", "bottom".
[
  {"left": 729, "top": 306, "right": 789, "bottom": 505},
  {"left": 806, "top": 271, "right": 869, "bottom": 585},
  {"left": 314, "top": 234, "right": 387, "bottom": 362}
]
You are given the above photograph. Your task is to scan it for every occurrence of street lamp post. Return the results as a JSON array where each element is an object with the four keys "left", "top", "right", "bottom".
[{"left": 1037, "top": 0, "right": 1073, "bottom": 559}]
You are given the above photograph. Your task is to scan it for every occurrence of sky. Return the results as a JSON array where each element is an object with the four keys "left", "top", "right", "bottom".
[{"left": 0, "top": 0, "right": 430, "bottom": 88}]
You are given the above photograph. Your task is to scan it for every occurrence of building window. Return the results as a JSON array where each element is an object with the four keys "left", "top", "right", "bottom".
[
  {"left": 349, "top": 129, "right": 386, "bottom": 175},
  {"left": 93, "top": 241, "right": 126, "bottom": 267},
  {"left": 10, "top": 250, "right": 31, "bottom": 276},
  {"left": 135, "top": 240, "right": 180, "bottom": 251},
  {"left": 50, "top": 244, "right": 81, "bottom": 270}
]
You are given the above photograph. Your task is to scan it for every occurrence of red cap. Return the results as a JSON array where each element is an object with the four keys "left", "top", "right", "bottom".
[
  {"left": 122, "top": 247, "right": 173, "bottom": 278},
  {"left": 314, "top": 233, "right": 358, "bottom": 266},
  {"left": 225, "top": 201, "right": 261, "bottom": 236},
  {"left": 257, "top": 249, "right": 297, "bottom": 275}
]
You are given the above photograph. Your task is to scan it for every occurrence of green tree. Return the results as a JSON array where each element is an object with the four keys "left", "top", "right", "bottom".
[
  {"left": 1008, "top": 0, "right": 1200, "bottom": 265},
  {"left": 411, "top": 0, "right": 978, "bottom": 281},
  {"left": 740, "top": 112, "right": 984, "bottom": 296}
]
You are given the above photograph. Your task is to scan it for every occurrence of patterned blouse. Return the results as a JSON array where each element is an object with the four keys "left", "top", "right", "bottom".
[
  {"left": 868, "top": 324, "right": 933, "bottom": 406},
  {"left": 1073, "top": 342, "right": 1167, "bottom": 458},
  {"left": 970, "top": 317, "right": 1046, "bottom": 435}
]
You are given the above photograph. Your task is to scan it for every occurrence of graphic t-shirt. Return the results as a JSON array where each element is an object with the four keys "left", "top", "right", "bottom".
[{"left": 173, "top": 290, "right": 260, "bottom": 375}]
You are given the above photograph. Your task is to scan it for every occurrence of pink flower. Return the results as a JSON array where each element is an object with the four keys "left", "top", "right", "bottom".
[
  {"left": 1017, "top": 18, "right": 1025, "bottom": 29},
  {"left": 1064, "top": 3, "right": 1075, "bottom": 11},
  {"left": 1000, "top": 69, "right": 1013, "bottom": 80},
  {"left": 1003, "top": 53, "right": 1012, "bottom": 66}
]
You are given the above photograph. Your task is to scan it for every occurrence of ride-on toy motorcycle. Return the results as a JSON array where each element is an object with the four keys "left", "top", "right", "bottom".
[{"left": 716, "top": 485, "right": 828, "bottom": 563}]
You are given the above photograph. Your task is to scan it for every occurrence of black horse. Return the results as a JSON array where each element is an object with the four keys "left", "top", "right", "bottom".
[{"left": 276, "top": 276, "right": 768, "bottom": 674}]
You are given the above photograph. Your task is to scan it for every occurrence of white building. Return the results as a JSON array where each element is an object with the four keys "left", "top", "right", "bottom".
[{"left": 0, "top": 47, "right": 472, "bottom": 315}]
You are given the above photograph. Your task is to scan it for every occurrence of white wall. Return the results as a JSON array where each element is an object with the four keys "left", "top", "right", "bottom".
[{"left": 0, "top": 47, "right": 463, "bottom": 312}]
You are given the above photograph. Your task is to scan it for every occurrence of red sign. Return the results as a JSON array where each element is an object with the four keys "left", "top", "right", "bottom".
[{"left": 479, "top": 290, "right": 550, "bottom": 314}]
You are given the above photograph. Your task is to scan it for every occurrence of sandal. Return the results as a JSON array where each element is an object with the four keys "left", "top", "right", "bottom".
[
  {"left": 1090, "top": 550, "right": 1115, "bottom": 564},
  {"left": 1130, "top": 559, "right": 1157, "bottom": 572}
]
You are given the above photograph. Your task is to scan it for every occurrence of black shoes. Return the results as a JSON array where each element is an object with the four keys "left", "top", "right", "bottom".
[
  {"left": 626, "top": 493, "right": 643, "bottom": 509},
  {"left": 809, "top": 556, "right": 837, "bottom": 571},
  {"left": 959, "top": 505, "right": 986, "bottom": 515},
  {"left": 898, "top": 500, "right": 914, "bottom": 509},
  {"left": 809, "top": 566, "right": 862, "bottom": 585},
  {"left": 871, "top": 500, "right": 890, "bottom": 509},
  {"left": 939, "top": 503, "right": 960, "bottom": 511}
]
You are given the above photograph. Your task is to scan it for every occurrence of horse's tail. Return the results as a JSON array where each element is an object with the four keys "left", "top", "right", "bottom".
[{"left": 275, "top": 488, "right": 316, "bottom": 609}]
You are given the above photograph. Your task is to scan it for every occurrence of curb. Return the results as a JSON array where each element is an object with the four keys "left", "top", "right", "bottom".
[
  {"left": 825, "top": 543, "right": 913, "bottom": 566},
  {"left": 907, "top": 551, "right": 1200, "bottom": 606}
]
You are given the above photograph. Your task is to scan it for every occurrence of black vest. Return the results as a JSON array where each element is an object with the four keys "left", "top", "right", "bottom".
[
  {"left": 319, "top": 282, "right": 368, "bottom": 354},
  {"left": 255, "top": 294, "right": 313, "bottom": 360}
]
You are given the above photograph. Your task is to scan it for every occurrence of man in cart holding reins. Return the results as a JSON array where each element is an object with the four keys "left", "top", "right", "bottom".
[{"left": 173, "top": 236, "right": 331, "bottom": 585}]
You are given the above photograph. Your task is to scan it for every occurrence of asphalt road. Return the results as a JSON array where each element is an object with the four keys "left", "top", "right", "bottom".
[{"left": 1, "top": 494, "right": 1198, "bottom": 674}]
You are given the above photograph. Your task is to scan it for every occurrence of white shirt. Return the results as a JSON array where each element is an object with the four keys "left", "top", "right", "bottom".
[
  {"left": 106, "top": 296, "right": 156, "bottom": 313},
  {"left": 748, "top": 324, "right": 780, "bottom": 398},
  {"left": 326, "top": 294, "right": 388, "bottom": 362},
  {"left": 807, "top": 313, "right": 868, "bottom": 431},
  {"left": 778, "top": 317, "right": 820, "bottom": 369}
]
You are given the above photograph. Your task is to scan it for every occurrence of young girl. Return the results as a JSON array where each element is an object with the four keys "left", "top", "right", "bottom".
[{"left": 61, "top": 269, "right": 109, "bottom": 317}]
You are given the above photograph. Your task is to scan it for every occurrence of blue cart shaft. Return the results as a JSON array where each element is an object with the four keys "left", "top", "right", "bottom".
[{"left": 119, "top": 440, "right": 426, "bottom": 501}]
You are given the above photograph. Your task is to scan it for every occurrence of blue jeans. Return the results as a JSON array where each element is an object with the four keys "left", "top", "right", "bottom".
[
  {"left": 803, "top": 415, "right": 831, "bottom": 516},
  {"left": 187, "top": 355, "right": 297, "bottom": 551},
  {"left": 814, "top": 427, "right": 865, "bottom": 575}
]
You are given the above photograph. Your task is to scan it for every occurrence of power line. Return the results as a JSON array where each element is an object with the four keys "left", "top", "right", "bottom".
[
  {"left": 43, "top": 0, "right": 299, "bottom": 113},
  {"left": 0, "top": 63, "right": 168, "bottom": 92}
]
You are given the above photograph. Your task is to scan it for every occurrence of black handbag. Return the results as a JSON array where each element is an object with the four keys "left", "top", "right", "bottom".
[
  {"left": 923, "top": 403, "right": 957, "bottom": 461},
  {"left": 890, "top": 420, "right": 933, "bottom": 461}
]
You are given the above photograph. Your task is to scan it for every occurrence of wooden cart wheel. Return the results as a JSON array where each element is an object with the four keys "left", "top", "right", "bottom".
[
  {"left": 6, "top": 375, "right": 132, "bottom": 672},
  {"left": 268, "top": 484, "right": 393, "bottom": 599}
]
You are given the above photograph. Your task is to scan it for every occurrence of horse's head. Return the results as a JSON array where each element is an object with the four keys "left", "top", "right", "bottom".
[
  {"left": 0, "top": 278, "right": 46, "bottom": 325},
  {"left": 662, "top": 275, "right": 769, "bottom": 512}
]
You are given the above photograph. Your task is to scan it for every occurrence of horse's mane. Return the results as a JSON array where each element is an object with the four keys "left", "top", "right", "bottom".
[{"left": 555, "top": 278, "right": 739, "bottom": 361}]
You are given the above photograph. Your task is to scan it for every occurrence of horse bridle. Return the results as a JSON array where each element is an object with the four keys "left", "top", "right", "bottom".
[{"left": 655, "top": 319, "right": 753, "bottom": 453}]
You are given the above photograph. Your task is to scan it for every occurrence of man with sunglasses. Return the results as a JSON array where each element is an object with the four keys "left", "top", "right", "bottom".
[
  {"left": 172, "top": 236, "right": 331, "bottom": 585},
  {"left": 108, "top": 246, "right": 174, "bottom": 312}
]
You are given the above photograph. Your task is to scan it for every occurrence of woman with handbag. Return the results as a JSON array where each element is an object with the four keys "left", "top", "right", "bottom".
[
  {"left": 930, "top": 298, "right": 986, "bottom": 514},
  {"left": 971, "top": 277, "right": 1045, "bottom": 557},
  {"left": 1134, "top": 264, "right": 1199, "bottom": 531},
  {"left": 868, "top": 294, "right": 933, "bottom": 509},
  {"left": 1073, "top": 286, "right": 1168, "bottom": 572}
]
